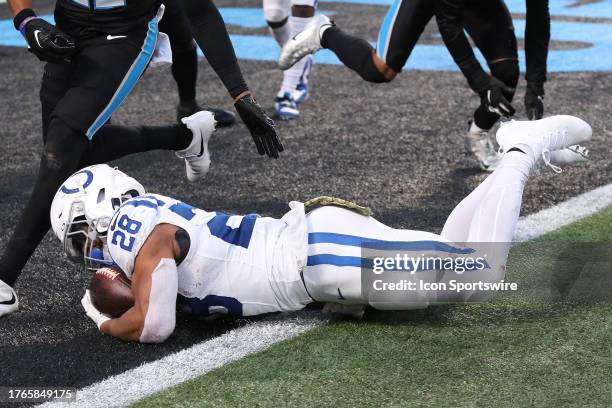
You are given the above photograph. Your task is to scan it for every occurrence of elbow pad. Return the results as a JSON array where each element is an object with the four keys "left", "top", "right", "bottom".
[{"left": 140, "top": 258, "right": 178, "bottom": 344}]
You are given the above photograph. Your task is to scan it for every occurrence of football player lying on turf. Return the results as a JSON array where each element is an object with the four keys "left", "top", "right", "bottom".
[{"left": 51, "top": 116, "right": 591, "bottom": 343}]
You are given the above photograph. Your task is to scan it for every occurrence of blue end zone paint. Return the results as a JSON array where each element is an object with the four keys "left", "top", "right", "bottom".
[
  {"left": 322, "top": 0, "right": 612, "bottom": 19},
  {"left": 1, "top": 4, "right": 611, "bottom": 72}
]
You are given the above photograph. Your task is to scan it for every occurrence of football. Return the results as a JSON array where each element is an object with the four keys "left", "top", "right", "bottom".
[{"left": 89, "top": 267, "right": 134, "bottom": 318}]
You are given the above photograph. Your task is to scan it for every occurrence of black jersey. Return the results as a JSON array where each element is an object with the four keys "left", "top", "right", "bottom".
[{"left": 54, "top": 0, "right": 161, "bottom": 40}]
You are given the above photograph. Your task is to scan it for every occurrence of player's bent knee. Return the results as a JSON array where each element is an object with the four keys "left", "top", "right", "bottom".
[
  {"left": 361, "top": 55, "right": 393, "bottom": 83},
  {"left": 42, "top": 119, "right": 87, "bottom": 173},
  {"left": 171, "top": 38, "right": 197, "bottom": 54},
  {"left": 264, "top": 3, "right": 289, "bottom": 24}
]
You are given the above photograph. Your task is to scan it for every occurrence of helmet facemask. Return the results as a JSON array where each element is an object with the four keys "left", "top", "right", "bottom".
[{"left": 82, "top": 216, "right": 114, "bottom": 272}]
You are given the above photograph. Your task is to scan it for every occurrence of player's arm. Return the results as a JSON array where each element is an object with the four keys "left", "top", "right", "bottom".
[
  {"left": 7, "top": 0, "right": 31, "bottom": 15},
  {"left": 178, "top": 0, "right": 283, "bottom": 158},
  {"left": 524, "top": 0, "right": 550, "bottom": 120},
  {"left": 8, "top": 0, "right": 76, "bottom": 62},
  {"left": 99, "top": 225, "right": 179, "bottom": 343}
]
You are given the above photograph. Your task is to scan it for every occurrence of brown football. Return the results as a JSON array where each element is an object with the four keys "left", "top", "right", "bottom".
[{"left": 89, "top": 267, "right": 134, "bottom": 318}]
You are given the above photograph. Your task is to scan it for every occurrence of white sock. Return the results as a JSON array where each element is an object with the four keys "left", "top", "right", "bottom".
[
  {"left": 269, "top": 20, "right": 290, "bottom": 46},
  {"left": 466, "top": 152, "right": 532, "bottom": 243},
  {"left": 469, "top": 121, "right": 486, "bottom": 135},
  {"left": 278, "top": 16, "right": 312, "bottom": 97},
  {"left": 320, "top": 21, "right": 332, "bottom": 38}
]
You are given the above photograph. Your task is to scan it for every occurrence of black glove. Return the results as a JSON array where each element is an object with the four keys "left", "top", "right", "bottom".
[
  {"left": 15, "top": 11, "right": 76, "bottom": 63},
  {"left": 235, "top": 94, "right": 284, "bottom": 158},
  {"left": 480, "top": 76, "right": 516, "bottom": 117},
  {"left": 524, "top": 81, "right": 545, "bottom": 120}
]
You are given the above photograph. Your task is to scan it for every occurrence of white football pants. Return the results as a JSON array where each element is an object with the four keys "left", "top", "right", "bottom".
[{"left": 303, "top": 151, "right": 533, "bottom": 308}]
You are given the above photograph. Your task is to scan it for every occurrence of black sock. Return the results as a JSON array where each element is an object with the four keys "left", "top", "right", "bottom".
[
  {"left": 83, "top": 124, "right": 192, "bottom": 166},
  {"left": 172, "top": 47, "right": 198, "bottom": 103},
  {"left": 321, "top": 27, "right": 387, "bottom": 83}
]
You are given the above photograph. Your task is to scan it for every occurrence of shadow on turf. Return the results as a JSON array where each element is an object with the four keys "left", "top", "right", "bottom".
[
  {"left": 376, "top": 167, "right": 484, "bottom": 231},
  {"left": 349, "top": 302, "right": 591, "bottom": 328}
]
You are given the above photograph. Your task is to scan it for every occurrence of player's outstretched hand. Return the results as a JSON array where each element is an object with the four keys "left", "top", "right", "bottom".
[
  {"left": 234, "top": 94, "right": 284, "bottom": 158},
  {"left": 23, "top": 18, "right": 76, "bottom": 63},
  {"left": 481, "top": 77, "right": 516, "bottom": 117},
  {"left": 524, "top": 81, "right": 545, "bottom": 120},
  {"left": 81, "top": 290, "right": 110, "bottom": 330}
]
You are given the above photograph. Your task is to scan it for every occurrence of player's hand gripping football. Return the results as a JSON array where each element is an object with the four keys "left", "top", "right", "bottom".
[
  {"left": 234, "top": 93, "right": 284, "bottom": 158},
  {"left": 81, "top": 290, "right": 110, "bottom": 330},
  {"left": 22, "top": 17, "right": 76, "bottom": 63},
  {"left": 481, "top": 76, "right": 516, "bottom": 117},
  {"left": 524, "top": 81, "right": 545, "bottom": 120}
]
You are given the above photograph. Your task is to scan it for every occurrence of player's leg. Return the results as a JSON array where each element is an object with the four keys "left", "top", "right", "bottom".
[
  {"left": 0, "top": 58, "right": 86, "bottom": 314},
  {"left": 273, "top": 0, "right": 317, "bottom": 120},
  {"left": 304, "top": 205, "right": 442, "bottom": 308},
  {"left": 0, "top": 118, "right": 88, "bottom": 293},
  {"left": 463, "top": 1, "right": 519, "bottom": 171},
  {"left": 160, "top": 0, "right": 235, "bottom": 127},
  {"left": 264, "top": 0, "right": 292, "bottom": 46},
  {"left": 441, "top": 116, "right": 592, "bottom": 301},
  {"left": 82, "top": 110, "right": 216, "bottom": 182},
  {"left": 279, "top": 0, "right": 433, "bottom": 83}
]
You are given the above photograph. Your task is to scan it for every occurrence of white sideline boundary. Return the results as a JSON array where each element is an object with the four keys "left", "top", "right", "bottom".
[
  {"left": 514, "top": 183, "right": 612, "bottom": 241},
  {"left": 40, "top": 314, "right": 325, "bottom": 408},
  {"left": 40, "top": 184, "right": 612, "bottom": 408}
]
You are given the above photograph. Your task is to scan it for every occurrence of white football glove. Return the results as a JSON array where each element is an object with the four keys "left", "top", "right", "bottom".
[{"left": 81, "top": 290, "right": 110, "bottom": 330}]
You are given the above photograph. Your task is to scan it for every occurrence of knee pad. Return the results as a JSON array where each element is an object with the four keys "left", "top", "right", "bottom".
[
  {"left": 360, "top": 53, "right": 392, "bottom": 84},
  {"left": 490, "top": 59, "right": 519, "bottom": 97},
  {"left": 263, "top": 0, "right": 291, "bottom": 23}
]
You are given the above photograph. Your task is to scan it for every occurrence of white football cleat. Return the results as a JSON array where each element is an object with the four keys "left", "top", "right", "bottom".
[
  {"left": 0, "top": 279, "right": 18, "bottom": 317},
  {"left": 274, "top": 92, "right": 300, "bottom": 120},
  {"left": 176, "top": 111, "right": 216, "bottom": 182},
  {"left": 497, "top": 115, "right": 592, "bottom": 157},
  {"left": 279, "top": 15, "right": 333, "bottom": 70},
  {"left": 535, "top": 145, "right": 589, "bottom": 173},
  {"left": 464, "top": 123, "right": 500, "bottom": 172}
]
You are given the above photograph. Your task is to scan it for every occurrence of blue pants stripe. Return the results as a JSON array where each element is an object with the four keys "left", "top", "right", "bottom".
[
  {"left": 376, "top": 0, "right": 402, "bottom": 61},
  {"left": 308, "top": 232, "right": 474, "bottom": 253},
  {"left": 85, "top": 17, "right": 158, "bottom": 139}
]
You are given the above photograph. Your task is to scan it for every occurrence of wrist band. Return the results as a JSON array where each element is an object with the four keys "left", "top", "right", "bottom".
[{"left": 13, "top": 8, "right": 37, "bottom": 33}]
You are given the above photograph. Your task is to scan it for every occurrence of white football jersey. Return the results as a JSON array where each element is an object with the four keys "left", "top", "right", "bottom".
[{"left": 106, "top": 194, "right": 311, "bottom": 317}]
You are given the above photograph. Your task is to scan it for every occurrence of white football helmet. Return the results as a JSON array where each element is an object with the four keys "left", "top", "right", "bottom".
[{"left": 50, "top": 164, "right": 145, "bottom": 270}]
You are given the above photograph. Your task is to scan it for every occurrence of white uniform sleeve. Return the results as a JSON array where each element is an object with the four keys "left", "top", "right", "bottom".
[{"left": 140, "top": 258, "right": 178, "bottom": 344}]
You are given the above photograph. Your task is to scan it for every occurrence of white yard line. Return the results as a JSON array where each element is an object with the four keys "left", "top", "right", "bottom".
[
  {"left": 41, "top": 184, "right": 612, "bottom": 408},
  {"left": 40, "top": 313, "right": 325, "bottom": 408},
  {"left": 513, "top": 183, "right": 612, "bottom": 241}
]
